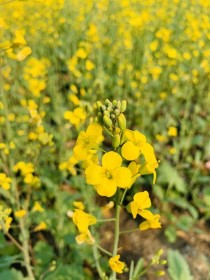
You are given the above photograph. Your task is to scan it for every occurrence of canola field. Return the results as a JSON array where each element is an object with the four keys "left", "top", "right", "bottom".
[{"left": 0, "top": 0, "right": 210, "bottom": 279}]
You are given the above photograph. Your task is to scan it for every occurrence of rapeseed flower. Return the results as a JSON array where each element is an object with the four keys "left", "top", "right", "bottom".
[
  {"left": 73, "top": 123, "right": 104, "bottom": 161},
  {"left": 121, "top": 129, "right": 147, "bottom": 161},
  {"left": 85, "top": 151, "right": 132, "bottom": 197},
  {"left": 139, "top": 214, "right": 161, "bottom": 230},
  {"left": 109, "top": 255, "right": 125, "bottom": 274},
  {"left": 128, "top": 191, "right": 153, "bottom": 220},
  {"left": 0, "top": 173, "right": 12, "bottom": 190}
]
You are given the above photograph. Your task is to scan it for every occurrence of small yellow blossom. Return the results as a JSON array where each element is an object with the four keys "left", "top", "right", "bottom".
[
  {"left": 15, "top": 209, "right": 27, "bottom": 218},
  {"left": 16, "top": 47, "right": 32, "bottom": 61},
  {"left": 168, "top": 126, "right": 177, "bottom": 137},
  {"left": 73, "top": 201, "right": 85, "bottom": 211},
  {"left": 128, "top": 191, "right": 153, "bottom": 219},
  {"left": 32, "top": 201, "right": 44, "bottom": 212},
  {"left": 73, "top": 123, "right": 104, "bottom": 161},
  {"left": 139, "top": 214, "right": 161, "bottom": 230},
  {"left": 0, "top": 173, "right": 12, "bottom": 190},
  {"left": 121, "top": 129, "right": 147, "bottom": 161},
  {"left": 33, "top": 221, "right": 47, "bottom": 232},
  {"left": 72, "top": 209, "right": 97, "bottom": 233},
  {"left": 109, "top": 255, "right": 125, "bottom": 274}
]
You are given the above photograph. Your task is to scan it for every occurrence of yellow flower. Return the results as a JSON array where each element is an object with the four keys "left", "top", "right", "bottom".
[
  {"left": 0, "top": 206, "right": 12, "bottom": 232},
  {"left": 15, "top": 209, "right": 27, "bottom": 218},
  {"left": 121, "top": 130, "right": 147, "bottom": 161},
  {"left": 168, "top": 126, "right": 177, "bottom": 137},
  {"left": 72, "top": 209, "right": 97, "bottom": 233},
  {"left": 109, "top": 255, "right": 125, "bottom": 274},
  {"left": 128, "top": 162, "right": 141, "bottom": 186},
  {"left": 34, "top": 221, "right": 47, "bottom": 232},
  {"left": 73, "top": 201, "right": 85, "bottom": 211},
  {"left": 16, "top": 47, "right": 32, "bottom": 61},
  {"left": 64, "top": 107, "right": 86, "bottom": 127},
  {"left": 76, "top": 230, "right": 95, "bottom": 245},
  {"left": 129, "top": 191, "right": 153, "bottom": 219},
  {"left": 139, "top": 214, "right": 161, "bottom": 230},
  {"left": 85, "top": 59, "right": 95, "bottom": 71},
  {"left": 139, "top": 143, "right": 159, "bottom": 184},
  {"left": 85, "top": 152, "right": 132, "bottom": 197},
  {"left": 32, "top": 201, "right": 44, "bottom": 212},
  {"left": 73, "top": 123, "right": 104, "bottom": 161},
  {"left": 0, "top": 173, "right": 12, "bottom": 190}
]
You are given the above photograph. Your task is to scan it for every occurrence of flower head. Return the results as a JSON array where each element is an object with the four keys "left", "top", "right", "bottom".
[
  {"left": 85, "top": 151, "right": 132, "bottom": 197},
  {"left": 73, "top": 123, "right": 104, "bottom": 161},
  {"left": 139, "top": 214, "right": 161, "bottom": 230},
  {"left": 121, "top": 129, "right": 147, "bottom": 161},
  {"left": 129, "top": 191, "right": 153, "bottom": 219},
  {"left": 109, "top": 255, "right": 125, "bottom": 274},
  {"left": 72, "top": 209, "right": 97, "bottom": 233}
]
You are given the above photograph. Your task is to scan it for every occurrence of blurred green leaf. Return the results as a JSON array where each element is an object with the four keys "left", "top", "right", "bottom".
[
  {"left": 167, "top": 249, "right": 193, "bottom": 280},
  {"left": 157, "top": 162, "right": 187, "bottom": 194},
  {"left": 0, "top": 269, "right": 29, "bottom": 280},
  {"left": 164, "top": 225, "right": 177, "bottom": 243}
]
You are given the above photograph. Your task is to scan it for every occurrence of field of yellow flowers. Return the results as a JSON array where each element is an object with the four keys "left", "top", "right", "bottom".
[{"left": 0, "top": 0, "right": 210, "bottom": 279}]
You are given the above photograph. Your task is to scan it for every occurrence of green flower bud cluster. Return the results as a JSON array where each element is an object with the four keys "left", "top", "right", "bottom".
[
  {"left": 96, "top": 99, "right": 127, "bottom": 129},
  {"left": 96, "top": 99, "right": 127, "bottom": 149}
]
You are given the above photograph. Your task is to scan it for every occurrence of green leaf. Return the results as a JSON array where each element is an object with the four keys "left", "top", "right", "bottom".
[
  {"left": 157, "top": 161, "right": 187, "bottom": 194},
  {"left": 164, "top": 225, "right": 177, "bottom": 243},
  {"left": 0, "top": 269, "right": 29, "bottom": 280},
  {"left": 167, "top": 249, "right": 193, "bottom": 280},
  {"left": 203, "top": 187, "right": 210, "bottom": 206},
  {"left": 45, "top": 264, "right": 85, "bottom": 280}
]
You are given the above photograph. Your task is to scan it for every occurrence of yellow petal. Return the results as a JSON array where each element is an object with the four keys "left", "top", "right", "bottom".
[
  {"left": 121, "top": 141, "right": 140, "bottom": 161},
  {"left": 85, "top": 165, "right": 102, "bottom": 185},
  {"left": 114, "top": 167, "right": 132, "bottom": 188},
  {"left": 95, "top": 178, "right": 117, "bottom": 197},
  {"left": 134, "top": 191, "right": 151, "bottom": 209},
  {"left": 102, "top": 151, "right": 122, "bottom": 169},
  {"left": 134, "top": 130, "right": 147, "bottom": 143},
  {"left": 138, "top": 209, "right": 154, "bottom": 220},
  {"left": 16, "top": 47, "right": 32, "bottom": 61}
]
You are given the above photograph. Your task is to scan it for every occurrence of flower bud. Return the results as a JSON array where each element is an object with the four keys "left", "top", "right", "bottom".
[
  {"left": 116, "top": 100, "right": 121, "bottom": 110},
  {"left": 104, "top": 110, "right": 110, "bottom": 117},
  {"left": 121, "top": 100, "right": 127, "bottom": 112},
  {"left": 118, "top": 113, "right": 126, "bottom": 130},
  {"left": 114, "top": 108, "right": 120, "bottom": 116},
  {"left": 96, "top": 101, "right": 102, "bottom": 110},
  {"left": 112, "top": 134, "right": 121, "bottom": 148},
  {"left": 113, "top": 100, "right": 118, "bottom": 107},
  {"left": 101, "top": 105, "right": 106, "bottom": 112},
  {"left": 103, "top": 115, "right": 113, "bottom": 127}
]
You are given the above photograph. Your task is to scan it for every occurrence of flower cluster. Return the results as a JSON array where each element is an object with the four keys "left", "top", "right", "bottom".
[
  {"left": 0, "top": 206, "right": 12, "bottom": 232},
  {"left": 13, "top": 161, "right": 40, "bottom": 187}
]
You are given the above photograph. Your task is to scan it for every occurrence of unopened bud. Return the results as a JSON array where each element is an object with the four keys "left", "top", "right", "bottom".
[
  {"left": 104, "top": 110, "right": 110, "bottom": 117},
  {"left": 116, "top": 100, "right": 121, "bottom": 110},
  {"left": 110, "top": 113, "right": 115, "bottom": 119},
  {"left": 113, "top": 100, "right": 118, "bottom": 107},
  {"left": 118, "top": 113, "right": 126, "bottom": 130},
  {"left": 103, "top": 115, "right": 113, "bottom": 127},
  {"left": 114, "top": 108, "right": 120, "bottom": 116},
  {"left": 96, "top": 101, "right": 102, "bottom": 110},
  {"left": 112, "top": 134, "right": 121, "bottom": 148},
  {"left": 121, "top": 100, "right": 127, "bottom": 112},
  {"left": 101, "top": 105, "right": 106, "bottom": 112}
]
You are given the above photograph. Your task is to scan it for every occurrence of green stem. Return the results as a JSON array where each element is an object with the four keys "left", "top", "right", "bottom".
[
  {"left": 110, "top": 202, "right": 121, "bottom": 280},
  {"left": 97, "top": 218, "right": 116, "bottom": 223},
  {"left": 92, "top": 243, "right": 107, "bottom": 280},
  {"left": 119, "top": 228, "right": 139, "bottom": 235},
  {"left": 96, "top": 244, "right": 112, "bottom": 256},
  {"left": 19, "top": 218, "right": 35, "bottom": 280}
]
